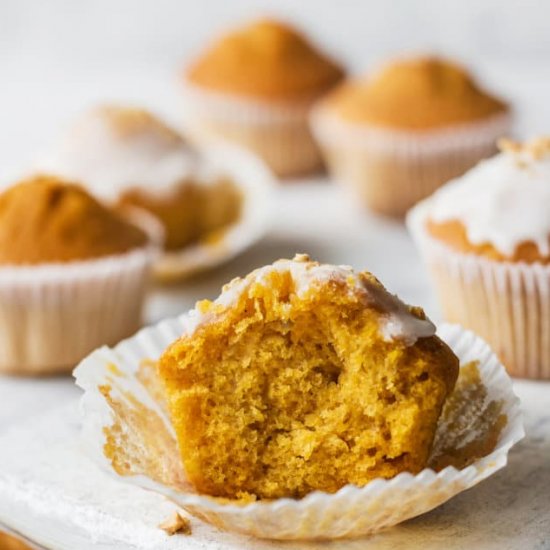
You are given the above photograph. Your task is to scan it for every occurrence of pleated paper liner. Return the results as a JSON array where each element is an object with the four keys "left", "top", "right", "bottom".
[
  {"left": 408, "top": 201, "right": 550, "bottom": 379},
  {"left": 0, "top": 210, "right": 162, "bottom": 376},
  {"left": 181, "top": 82, "right": 324, "bottom": 178},
  {"left": 75, "top": 316, "right": 523, "bottom": 541},
  {"left": 153, "top": 144, "right": 274, "bottom": 282},
  {"left": 311, "top": 108, "right": 511, "bottom": 217}
]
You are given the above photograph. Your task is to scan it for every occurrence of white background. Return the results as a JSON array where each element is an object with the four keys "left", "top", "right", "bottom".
[{"left": 1, "top": 0, "right": 550, "bottom": 176}]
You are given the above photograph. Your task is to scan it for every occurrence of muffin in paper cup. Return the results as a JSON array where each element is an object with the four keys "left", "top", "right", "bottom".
[
  {"left": 153, "top": 143, "right": 274, "bottom": 282},
  {"left": 181, "top": 83, "right": 324, "bottom": 179},
  {"left": 0, "top": 200, "right": 163, "bottom": 376},
  {"left": 408, "top": 200, "right": 550, "bottom": 380},
  {"left": 74, "top": 316, "right": 523, "bottom": 540},
  {"left": 311, "top": 109, "right": 511, "bottom": 217},
  {"left": 311, "top": 56, "right": 512, "bottom": 217},
  {"left": 180, "top": 18, "right": 345, "bottom": 178}
]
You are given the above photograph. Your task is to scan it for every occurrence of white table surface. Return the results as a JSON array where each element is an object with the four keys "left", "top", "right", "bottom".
[{"left": 0, "top": 182, "right": 549, "bottom": 549}]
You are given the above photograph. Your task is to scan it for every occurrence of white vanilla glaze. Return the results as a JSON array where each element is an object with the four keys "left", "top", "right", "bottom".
[
  {"left": 425, "top": 138, "right": 550, "bottom": 257},
  {"left": 34, "top": 106, "right": 222, "bottom": 202},
  {"left": 181, "top": 254, "right": 435, "bottom": 346}
]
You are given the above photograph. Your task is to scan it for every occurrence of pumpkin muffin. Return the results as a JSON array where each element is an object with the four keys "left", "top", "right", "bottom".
[
  {"left": 35, "top": 105, "right": 243, "bottom": 252},
  {"left": 0, "top": 532, "right": 33, "bottom": 550},
  {"left": 408, "top": 137, "right": 550, "bottom": 379},
  {"left": 0, "top": 175, "right": 160, "bottom": 375},
  {"left": 158, "top": 254, "right": 458, "bottom": 499},
  {"left": 182, "top": 18, "right": 345, "bottom": 178},
  {"left": 312, "top": 56, "right": 511, "bottom": 216}
]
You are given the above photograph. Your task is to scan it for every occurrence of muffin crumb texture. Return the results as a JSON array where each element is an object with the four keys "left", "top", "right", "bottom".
[
  {"left": 0, "top": 175, "right": 147, "bottom": 265},
  {"left": 326, "top": 56, "right": 507, "bottom": 129},
  {"left": 187, "top": 18, "right": 344, "bottom": 100},
  {"left": 159, "top": 255, "right": 458, "bottom": 499},
  {"left": 118, "top": 177, "right": 242, "bottom": 251}
]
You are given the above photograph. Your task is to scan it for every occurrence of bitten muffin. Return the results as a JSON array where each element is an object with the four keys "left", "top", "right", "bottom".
[
  {"left": 35, "top": 105, "right": 243, "bottom": 251},
  {"left": 312, "top": 56, "right": 511, "bottom": 216},
  {"left": 182, "top": 18, "right": 345, "bottom": 178},
  {"left": 0, "top": 175, "right": 159, "bottom": 375},
  {"left": 159, "top": 254, "right": 458, "bottom": 499},
  {"left": 408, "top": 137, "right": 550, "bottom": 379}
]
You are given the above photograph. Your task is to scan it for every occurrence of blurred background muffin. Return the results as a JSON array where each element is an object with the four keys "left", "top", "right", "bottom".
[
  {"left": 312, "top": 56, "right": 511, "bottom": 216},
  {"left": 408, "top": 137, "right": 550, "bottom": 379},
  {"left": 181, "top": 18, "right": 345, "bottom": 178},
  {"left": 35, "top": 105, "right": 244, "bottom": 252},
  {"left": 0, "top": 175, "right": 160, "bottom": 375}
]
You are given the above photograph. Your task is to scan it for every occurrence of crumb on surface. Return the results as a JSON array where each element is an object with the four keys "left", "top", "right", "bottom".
[{"left": 158, "top": 512, "right": 192, "bottom": 536}]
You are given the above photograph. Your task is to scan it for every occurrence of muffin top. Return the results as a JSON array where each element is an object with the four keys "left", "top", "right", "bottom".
[
  {"left": 421, "top": 137, "right": 550, "bottom": 263},
  {"left": 0, "top": 175, "right": 148, "bottom": 265},
  {"left": 324, "top": 56, "right": 508, "bottom": 129},
  {"left": 186, "top": 18, "right": 344, "bottom": 101},
  {"left": 34, "top": 105, "right": 202, "bottom": 202}
]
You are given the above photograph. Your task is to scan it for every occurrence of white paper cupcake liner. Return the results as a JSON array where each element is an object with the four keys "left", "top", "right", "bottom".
[
  {"left": 181, "top": 81, "right": 324, "bottom": 178},
  {"left": 74, "top": 316, "right": 523, "bottom": 540},
  {"left": 0, "top": 212, "right": 162, "bottom": 376},
  {"left": 153, "top": 144, "right": 274, "bottom": 282},
  {"left": 311, "top": 107, "right": 512, "bottom": 216},
  {"left": 408, "top": 202, "right": 550, "bottom": 379}
]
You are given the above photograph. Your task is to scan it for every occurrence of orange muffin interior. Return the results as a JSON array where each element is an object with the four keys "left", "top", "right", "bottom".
[
  {"left": 118, "top": 177, "right": 242, "bottom": 252},
  {"left": 325, "top": 56, "right": 508, "bottom": 129},
  {"left": 159, "top": 256, "right": 458, "bottom": 500},
  {"left": 426, "top": 218, "right": 550, "bottom": 264},
  {"left": 0, "top": 175, "right": 147, "bottom": 264},
  {"left": 186, "top": 18, "right": 344, "bottom": 101}
]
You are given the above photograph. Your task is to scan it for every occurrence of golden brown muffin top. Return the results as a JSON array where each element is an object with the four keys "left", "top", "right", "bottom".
[
  {"left": 324, "top": 56, "right": 508, "bottom": 129},
  {"left": 186, "top": 18, "right": 344, "bottom": 101},
  {"left": 0, "top": 175, "right": 148, "bottom": 265}
]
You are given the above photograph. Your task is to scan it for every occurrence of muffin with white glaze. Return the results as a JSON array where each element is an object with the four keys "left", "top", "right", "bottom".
[
  {"left": 35, "top": 106, "right": 244, "bottom": 252},
  {"left": 159, "top": 254, "right": 458, "bottom": 499},
  {"left": 408, "top": 137, "right": 550, "bottom": 379}
]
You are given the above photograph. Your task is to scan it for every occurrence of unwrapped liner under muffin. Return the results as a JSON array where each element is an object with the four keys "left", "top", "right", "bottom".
[{"left": 75, "top": 256, "right": 522, "bottom": 540}]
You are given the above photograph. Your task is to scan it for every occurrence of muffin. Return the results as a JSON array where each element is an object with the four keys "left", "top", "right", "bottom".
[
  {"left": 312, "top": 56, "right": 511, "bottom": 216},
  {"left": 0, "top": 175, "right": 160, "bottom": 375},
  {"left": 0, "top": 533, "right": 32, "bottom": 550},
  {"left": 158, "top": 254, "right": 458, "bottom": 499},
  {"left": 35, "top": 105, "right": 243, "bottom": 251},
  {"left": 182, "top": 18, "right": 345, "bottom": 178},
  {"left": 408, "top": 137, "right": 550, "bottom": 379}
]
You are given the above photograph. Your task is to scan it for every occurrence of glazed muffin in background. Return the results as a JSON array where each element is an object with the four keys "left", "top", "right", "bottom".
[
  {"left": 35, "top": 105, "right": 243, "bottom": 251},
  {"left": 159, "top": 254, "right": 458, "bottom": 499},
  {"left": 408, "top": 137, "right": 550, "bottom": 379},
  {"left": 0, "top": 175, "right": 160, "bottom": 375},
  {"left": 182, "top": 18, "right": 345, "bottom": 178},
  {"left": 312, "top": 56, "right": 511, "bottom": 216}
]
